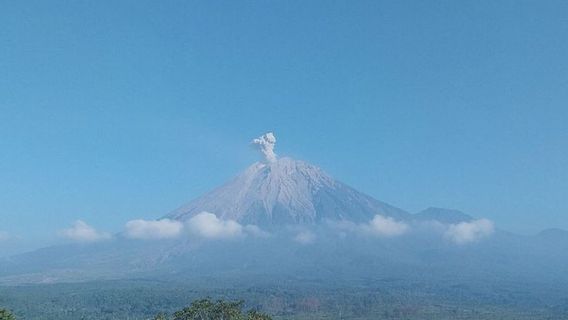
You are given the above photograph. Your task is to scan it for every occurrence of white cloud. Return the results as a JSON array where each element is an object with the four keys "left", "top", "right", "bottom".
[
  {"left": 186, "top": 212, "right": 244, "bottom": 240},
  {"left": 359, "top": 215, "right": 409, "bottom": 237},
  {"left": 59, "top": 220, "right": 111, "bottom": 243},
  {"left": 243, "top": 224, "right": 270, "bottom": 238},
  {"left": 123, "top": 213, "right": 267, "bottom": 241},
  {"left": 293, "top": 230, "right": 316, "bottom": 244},
  {"left": 125, "top": 219, "right": 183, "bottom": 240},
  {"left": 327, "top": 215, "right": 410, "bottom": 238},
  {"left": 444, "top": 219, "right": 495, "bottom": 244}
]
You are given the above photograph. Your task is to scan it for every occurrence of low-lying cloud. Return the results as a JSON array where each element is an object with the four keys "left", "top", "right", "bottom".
[
  {"left": 363, "top": 215, "right": 409, "bottom": 237},
  {"left": 329, "top": 215, "right": 496, "bottom": 244},
  {"left": 123, "top": 212, "right": 267, "bottom": 241},
  {"left": 186, "top": 212, "right": 268, "bottom": 240},
  {"left": 187, "top": 212, "right": 244, "bottom": 239},
  {"left": 332, "top": 215, "right": 410, "bottom": 238},
  {"left": 243, "top": 224, "right": 270, "bottom": 238},
  {"left": 125, "top": 219, "right": 183, "bottom": 239},
  {"left": 444, "top": 219, "right": 495, "bottom": 244},
  {"left": 293, "top": 230, "right": 316, "bottom": 244},
  {"left": 59, "top": 220, "right": 112, "bottom": 243}
]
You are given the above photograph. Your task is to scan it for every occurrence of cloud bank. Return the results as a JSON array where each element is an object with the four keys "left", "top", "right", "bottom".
[
  {"left": 293, "top": 230, "right": 316, "bottom": 244},
  {"left": 444, "top": 219, "right": 495, "bottom": 244},
  {"left": 334, "top": 215, "right": 494, "bottom": 244},
  {"left": 243, "top": 224, "right": 270, "bottom": 238},
  {"left": 332, "top": 215, "right": 410, "bottom": 238},
  {"left": 186, "top": 212, "right": 268, "bottom": 240},
  {"left": 251, "top": 132, "right": 277, "bottom": 163},
  {"left": 186, "top": 212, "right": 244, "bottom": 239},
  {"left": 123, "top": 212, "right": 267, "bottom": 241},
  {"left": 125, "top": 219, "right": 183, "bottom": 239},
  {"left": 363, "top": 215, "right": 409, "bottom": 237},
  {"left": 59, "top": 220, "right": 111, "bottom": 242}
]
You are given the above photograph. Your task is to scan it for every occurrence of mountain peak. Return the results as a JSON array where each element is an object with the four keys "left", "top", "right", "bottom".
[{"left": 165, "top": 156, "right": 409, "bottom": 226}]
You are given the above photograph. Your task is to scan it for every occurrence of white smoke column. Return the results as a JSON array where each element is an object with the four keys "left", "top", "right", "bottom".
[{"left": 251, "top": 132, "right": 277, "bottom": 162}]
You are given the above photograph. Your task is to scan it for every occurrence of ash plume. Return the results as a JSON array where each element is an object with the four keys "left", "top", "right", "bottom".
[{"left": 251, "top": 132, "right": 277, "bottom": 162}]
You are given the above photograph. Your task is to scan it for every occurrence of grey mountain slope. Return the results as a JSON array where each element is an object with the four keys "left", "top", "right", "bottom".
[
  {"left": 538, "top": 228, "right": 568, "bottom": 239},
  {"left": 413, "top": 207, "right": 474, "bottom": 224},
  {"left": 165, "top": 157, "right": 410, "bottom": 225}
]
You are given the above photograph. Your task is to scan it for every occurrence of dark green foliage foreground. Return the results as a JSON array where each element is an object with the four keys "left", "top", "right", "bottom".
[
  {"left": 0, "top": 309, "right": 16, "bottom": 320},
  {"left": 166, "top": 298, "right": 271, "bottom": 320},
  {"left": 2, "top": 299, "right": 272, "bottom": 320}
]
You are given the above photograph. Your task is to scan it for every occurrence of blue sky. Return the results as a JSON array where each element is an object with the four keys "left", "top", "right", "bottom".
[{"left": 1, "top": 0, "right": 567, "bottom": 254}]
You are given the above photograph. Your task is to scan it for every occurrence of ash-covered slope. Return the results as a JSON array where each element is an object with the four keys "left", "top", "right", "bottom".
[{"left": 165, "top": 157, "right": 409, "bottom": 226}]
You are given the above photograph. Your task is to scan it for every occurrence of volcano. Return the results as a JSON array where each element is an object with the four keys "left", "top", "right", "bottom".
[
  {"left": 3, "top": 132, "right": 567, "bottom": 291},
  {"left": 165, "top": 156, "right": 409, "bottom": 226},
  {"left": 166, "top": 132, "right": 408, "bottom": 226}
]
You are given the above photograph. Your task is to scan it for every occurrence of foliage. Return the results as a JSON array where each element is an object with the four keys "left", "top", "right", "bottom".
[
  {"left": 1, "top": 279, "right": 567, "bottom": 320},
  {"left": 245, "top": 310, "right": 271, "bottom": 320},
  {"left": 153, "top": 313, "right": 168, "bottom": 320},
  {"left": 170, "top": 298, "right": 271, "bottom": 320},
  {"left": 0, "top": 309, "right": 15, "bottom": 320}
]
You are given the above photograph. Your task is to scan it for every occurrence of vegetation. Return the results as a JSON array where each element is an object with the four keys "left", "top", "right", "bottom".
[
  {"left": 167, "top": 298, "right": 271, "bottom": 320},
  {"left": 0, "top": 279, "right": 567, "bottom": 320},
  {"left": 0, "top": 309, "right": 15, "bottom": 320}
]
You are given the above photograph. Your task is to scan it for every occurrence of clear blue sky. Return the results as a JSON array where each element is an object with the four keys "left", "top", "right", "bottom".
[{"left": 1, "top": 0, "right": 567, "bottom": 254}]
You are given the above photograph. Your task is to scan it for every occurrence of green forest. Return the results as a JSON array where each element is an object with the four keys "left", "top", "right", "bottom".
[{"left": 1, "top": 279, "right": 567, "bottom": 320}]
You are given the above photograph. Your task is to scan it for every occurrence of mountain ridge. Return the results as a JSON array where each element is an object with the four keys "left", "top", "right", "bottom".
[{"left": 413, "top": 207, "right": 474, "bottom": 224}]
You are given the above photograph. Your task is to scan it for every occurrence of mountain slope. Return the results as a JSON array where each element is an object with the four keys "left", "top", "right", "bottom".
[
  {"left": 165, "top": 157, "right": 409, "bottom": 226},
  {"left": 413, "top": 207, "right": 474, "bottom": 224}
]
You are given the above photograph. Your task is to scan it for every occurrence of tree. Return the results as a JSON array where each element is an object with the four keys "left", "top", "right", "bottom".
[
  {"left": 170, "top": 298, "right": 272, "bottom": 320},
  {"left": 0, "top": 309, "right": 15, "bottom": 320},
  {"left": 246, "top": 310, "right": 271, "bottom": 320},
  {"left": 153, "top": 313, "right": 168, "bottom": 320}
]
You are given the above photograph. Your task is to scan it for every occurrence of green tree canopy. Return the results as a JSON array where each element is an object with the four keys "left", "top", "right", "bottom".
[
  {"left": 0, "top": 309, "right": 16, "bottom": 320},
  {"left": 164, "top": 298, "right": 271, "bottom": 320},
  {"left": 153, "top": 313, "right": 168, "bottom": 320},
  {"left": 245, "top": 310, "right": 272, "bottom": 320}
]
